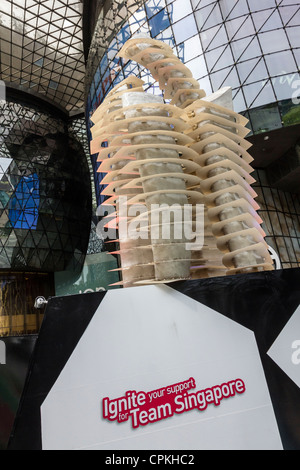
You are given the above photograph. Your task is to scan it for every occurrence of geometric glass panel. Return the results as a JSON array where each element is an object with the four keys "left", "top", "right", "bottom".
[{"left": 172, "top": 14, "right": 198, "bottom": 43}]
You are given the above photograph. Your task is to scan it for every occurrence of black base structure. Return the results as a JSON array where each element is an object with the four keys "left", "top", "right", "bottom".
[{"left": 7, "top": 268, "right": 300, "bottom": 450}]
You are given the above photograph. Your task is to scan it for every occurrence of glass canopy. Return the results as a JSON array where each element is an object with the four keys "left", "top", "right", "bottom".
[{"left": 0, "top": 0, "right": 85, "bottom": 113}]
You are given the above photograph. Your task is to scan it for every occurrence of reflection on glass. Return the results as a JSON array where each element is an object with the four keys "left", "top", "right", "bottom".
[
  {"left": 220, "top": 0, "right": 249, "bottom": 20},
  {"left": 244, "top": 79, "right": 276, "bottom": 108},
  {"left": 155, "top": 26, "right": 175, "bottom": 48},
  {"left": 145, "top": 0, "right": 165, "bottom": 19},
  {"left": 258, "top": 29, "right": 289, "bottom": 54},
  {"left": 0, "top": 272, "right": 54, "bottom": 336},
  {"left": 8, "top": 173, "right": 39, "bottom": 230},
  {"left": 0, "top": 0, "right": 85, "bottom": 112},
  {"left": 168, "top": 0, "right": 192, "bottom": 23},
  {"left": 237, "top": 57, "right": 268, "bottom": 85},
  {"left": 279, "top": 99, "right": 300, "bottom": 127},
  {"left": 85, "top": 0, "right": 300, "bottom": 205},
  {"left": 231, "top": 36, "right": 261, "bottom": 62},
  {"left": 0, "top": 98, "right": 92, "bottom": 272},
  {"left": 249, "top": 103, "right": 282, "bottom": 133},
  {"left": 248, "top": 0, "right": 276, "bottom": 11},
  {"left": 128, "top": 6, "right": 147, "bottom": 33}
]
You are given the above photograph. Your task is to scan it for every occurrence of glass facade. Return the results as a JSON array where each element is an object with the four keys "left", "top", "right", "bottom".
[
  {"left": 0, "top": 0, "right": 96, "bottom": 336},
  {"left": 0, "top": 271, "right": 54, "bottom": 336},
  {"left": 84, "top": 0, "right": 300, "bottom": 268},
  {"left": 0, "top": 95, "right": 92, "bottom": 273},
  {"left": 0, "top": 0, "right": 85, "bottom": 113},
  {"left": 254, "top": 169, "right": 300, "bottom": 269},
  {"left": 85, "top": 0, "right": 300, "bottom": 115}
]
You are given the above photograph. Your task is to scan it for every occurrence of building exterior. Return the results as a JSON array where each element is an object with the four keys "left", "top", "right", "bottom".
[
  {"left": 0, "top": 1, "right": 93, "bottom": 335},
  {"left": 0, "top": 0, "right": 299, "bottom": 333},
  {"left": 0, "top": 0, "right": 299, "bottom": 451},
  {"left": 84, "top": 0, "right": 300, "bottom": 271}
]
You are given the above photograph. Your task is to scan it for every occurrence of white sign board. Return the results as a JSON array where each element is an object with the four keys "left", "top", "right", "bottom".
[{"left": 41, "top": 285, "right": 282, "bottom": 450}]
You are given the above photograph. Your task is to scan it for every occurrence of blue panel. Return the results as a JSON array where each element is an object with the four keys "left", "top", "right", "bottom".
[{"left": 149, "top": 9, "right": 170, "bottom": 37}]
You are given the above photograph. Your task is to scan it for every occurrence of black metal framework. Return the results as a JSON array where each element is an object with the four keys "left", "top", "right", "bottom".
[{"left": 0, "top": 94, "right": 92, "bottom": 274}]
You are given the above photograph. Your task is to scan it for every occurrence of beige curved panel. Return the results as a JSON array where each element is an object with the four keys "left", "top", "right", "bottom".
[{"left": 117, "top": 37, "right": 206, "bottom": 110}]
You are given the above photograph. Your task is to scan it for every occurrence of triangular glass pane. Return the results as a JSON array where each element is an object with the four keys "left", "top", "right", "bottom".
[
  {"left": 0, "top": 248, "right": 12, "bottom": 269},
  {"left": 26, "top": 250, "right": 42, "bottom": 269},
  {"left": 236, "top": 36, "right": 260, "bottom": 62},
  {"left": 251, "top": 81, "right": 278, "bottom": 108},
  {"left": 36, "top": 233, "right": 51, "bottom": 249},
  {"left": 243, "top": 79, "right": 276, "bottom": 108},
  {"left": 38, "top": 3, "right": 52, "bottom": 15},
  {"left": 220, "top": 66, "right": 240, "bottom": 89},
  {"left": 288, "top": 12, "right": 300, "bottom": 27},
  {"left": 41, "top": 0, "right": 55, "bottom": 9},
  {"left": 207, "top": 24, "right": 228, "bottom": 50},
  {"left": 25, "top": 0, "right": 38, "bottom": 9},
  {"left": 220, "top": 0, "right": 238, "bottom": 20},
  {"left": 279, "top": 5, "right": 299, "bottom": 26},
  {"left": 244, "top": 58, "right": 268, "bottom": 85},
  {"left": 25, "top": 2, "right": 39, "bottom": 15},
  {"left": 212, "top": 45, "right": 234, "bottom": 71},
  {"left": 248, "top": 0, "right": 275, "bottom": 10},
  {"left": 226, "top": 0, "right": 249, "bottom": 20},
  {"left": 36, "top": 248, "right": 49, "bottom": 265},
  {"left": 237, "top": 57, "right": 261, "bottom": 83},
  {"left": 43, "top": 252, "right": 55, "bottom": 270},
  {"left": 24, "top": 11, "right": 37, "bottom": 23},
  {"left": 260, "top": 9, "right": 283, "bottom": 32},
  {"left": 0, "top": 157, "right": 12, "bottom": 174},
  {"left": 191, "top": 0, "right": 210, "bottom": 9}
]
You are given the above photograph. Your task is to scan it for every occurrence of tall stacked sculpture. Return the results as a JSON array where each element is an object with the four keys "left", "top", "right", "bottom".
[{"left": 90, "top": 37, "right": 273, "bottom": 287}]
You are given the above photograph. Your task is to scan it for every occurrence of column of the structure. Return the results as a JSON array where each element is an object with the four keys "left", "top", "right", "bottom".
[
  {"left": 182, "top": 98, "right": 274, "bottom": 274},
  {"left": 119, "top": 91, "right": 201, "bottom": 282},
  {"left": 90, "top": 77, "right": 154, "bottom": 287}
]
